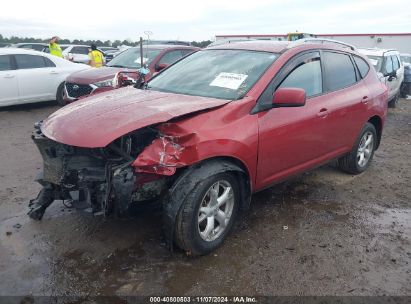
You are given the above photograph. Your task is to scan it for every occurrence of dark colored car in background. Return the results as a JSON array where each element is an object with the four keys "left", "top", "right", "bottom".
[{"left": 63, "top": 45, "right": 199, "bottom": 103}]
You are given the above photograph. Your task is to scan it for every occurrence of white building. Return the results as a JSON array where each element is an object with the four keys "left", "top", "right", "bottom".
[{"left": 215, "top": 33, "right": 411, "bottom": 54}]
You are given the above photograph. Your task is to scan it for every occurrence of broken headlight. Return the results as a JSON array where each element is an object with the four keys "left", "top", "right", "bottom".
[{"left": 93, "top": 78, "right": 115, "bottom": 88}]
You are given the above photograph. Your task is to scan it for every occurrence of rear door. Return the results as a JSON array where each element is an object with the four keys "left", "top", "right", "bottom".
[
  {"left": 320, "top": 51, "right": 370, "bottom": 151},
  {"left": 0, "top": 54, "right": 19, "bottom": 106},
  {"left": 14, "top": 54, "right": 57, "bottom": 102}
]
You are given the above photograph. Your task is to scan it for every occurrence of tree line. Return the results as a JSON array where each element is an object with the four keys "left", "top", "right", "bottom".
[{"left": 0, "top": 34, "right": 212, "bottom": 48}]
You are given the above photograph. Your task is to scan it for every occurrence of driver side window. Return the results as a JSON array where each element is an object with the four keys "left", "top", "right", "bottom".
[
  {"left": 278, "top": 58, "right": 322, "bottom": 97},
  {"left": 384, "top": 56, "right": 394, "bottom": 74},
  {"left": 392, "top": 55, "right": 400, "bottom": 71}
]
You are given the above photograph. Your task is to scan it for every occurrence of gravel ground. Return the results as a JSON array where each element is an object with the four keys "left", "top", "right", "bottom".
[{"left": 0, "top": 99, "right": 410, "bottom": 298}]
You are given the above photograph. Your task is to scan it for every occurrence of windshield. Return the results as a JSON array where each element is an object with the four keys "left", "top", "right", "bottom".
[
  {"left": 148, "top": 49, "right": 278, "bottom": 100},
  {"left": 366, "top": 55, "right": 383, "bottom": 72},
  {"left": 107, "top": 47, "right": 161, "bottom": 69}
]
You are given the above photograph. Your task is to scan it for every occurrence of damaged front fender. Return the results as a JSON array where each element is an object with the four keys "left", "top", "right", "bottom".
[{"left": 133, "top": 125, "right": 199, "bottom": 175}]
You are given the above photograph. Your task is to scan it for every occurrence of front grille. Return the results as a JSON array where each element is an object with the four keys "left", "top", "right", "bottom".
[{"left": 65, "top": 83, "right": 93, "bottom": 98}]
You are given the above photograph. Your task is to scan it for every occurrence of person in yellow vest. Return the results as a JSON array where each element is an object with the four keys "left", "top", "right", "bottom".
[
  {"left": 88, "top": 44, "right": 104, "bottom": 68},
  {"left": 49, "top": 36, "right": 63, "bottom": 58}
]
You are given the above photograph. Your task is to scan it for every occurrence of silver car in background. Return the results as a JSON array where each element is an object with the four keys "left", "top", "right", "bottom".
[{"left": 358, "top": 48, "right": 404, "bottom": 107}]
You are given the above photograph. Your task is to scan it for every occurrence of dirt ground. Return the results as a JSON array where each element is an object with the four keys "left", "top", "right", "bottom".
[{"left": 0, "top": 99, "right": 410, "bottom": 298}]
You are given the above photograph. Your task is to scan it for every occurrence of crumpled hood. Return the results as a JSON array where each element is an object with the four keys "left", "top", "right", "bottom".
[
  {"left": 41, "top": 87, "right": 231, "bottom": 148},
  {"left": 66, "top": 66, "right": 124, "bottom": 84}
]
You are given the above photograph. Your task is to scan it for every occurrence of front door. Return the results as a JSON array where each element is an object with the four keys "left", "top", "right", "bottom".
[{"left": 256, "top": 51, "right": 332, "bottom": 189}]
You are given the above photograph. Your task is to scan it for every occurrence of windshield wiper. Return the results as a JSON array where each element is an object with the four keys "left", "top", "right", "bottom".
[{"left": 108, "top": 64, "right": 125, "bottom": 68}]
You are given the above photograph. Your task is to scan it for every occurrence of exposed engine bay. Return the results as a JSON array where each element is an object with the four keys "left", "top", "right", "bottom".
[{"left": 28, "top": 121, "right": 168, "bottom": 220}]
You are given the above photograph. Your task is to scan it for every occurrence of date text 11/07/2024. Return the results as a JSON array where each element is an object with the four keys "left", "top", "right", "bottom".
[{"left": 149, "top": 296, "right": 258, "bottom": 303}]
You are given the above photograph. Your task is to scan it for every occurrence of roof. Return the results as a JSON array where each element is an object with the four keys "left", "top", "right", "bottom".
[
  {"left": 357, "top": 48, "right": 399, "bottom": 56},
  {"left": 0, "top": 47, "right": 82, "bottom": 66},
  {"left": 208, "top": 40, "right": 290, "bottom": 52},
  {"left": 216, "top": 33, "right": 411, "bottom": 38},
  {"left": 13, "top": 42, "right": 48, "bottom": 45},
  {"left": 207, "top": 39, "right": 356, "bottom": 53},
  {"left": 0, "top": 47, "right": 46, "bottom": 55},
  {"left": 130, "top": 44, "right": 199, "bottom": 50}
]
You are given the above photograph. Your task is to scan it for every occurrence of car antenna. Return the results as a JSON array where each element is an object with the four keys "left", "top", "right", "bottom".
[
  {"left": 134, "top": 36, "right": 149, "bottom": 89},
  {"left": 140, "top": 36, "right": 144, "bottom": 68}
]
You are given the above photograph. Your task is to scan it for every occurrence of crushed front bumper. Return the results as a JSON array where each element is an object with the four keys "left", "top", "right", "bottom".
[{"left": 28, "top": 122, "right": 137, "bottom": 219}]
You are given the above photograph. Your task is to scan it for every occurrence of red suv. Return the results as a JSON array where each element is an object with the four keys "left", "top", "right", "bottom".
[
  {"left": 63, "top": 45, "right": 199, "bottom": 103},
  {"left": 29, "top": 40, "right": 387, "bottom": 255}
]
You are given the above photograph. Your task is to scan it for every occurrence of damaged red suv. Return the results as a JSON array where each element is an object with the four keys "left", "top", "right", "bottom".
[{"left": 29, "top": 40, "right": 388, "bottom": 255}]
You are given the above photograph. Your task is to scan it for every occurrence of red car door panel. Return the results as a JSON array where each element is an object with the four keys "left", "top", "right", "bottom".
[
  {"left": 255, "top": 51, "right": 333, "bottom": 189},
  {"left": 256, "top": 94, "right": 335, "bottom": 189}
]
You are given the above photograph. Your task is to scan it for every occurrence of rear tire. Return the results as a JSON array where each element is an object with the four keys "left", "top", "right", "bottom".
[
  {"left": 56, "top": 82, "right": 66, "bottom": 106},
  {"left": 174, "top": 171, "right": 239, "bottom": 256},
  {"left": 338, "top": 122, "right": 377, "bottom": 175}
]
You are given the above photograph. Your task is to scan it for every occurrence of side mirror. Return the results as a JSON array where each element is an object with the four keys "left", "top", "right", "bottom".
[
  {"left": 272, "top": 88, "right": 306, "bottom": 107},
  {"left": 155, "top": 63, "right": 168, "bottom": 72},
  {"left": 385, "top": 70, "right": 397, "bottom": 81}
]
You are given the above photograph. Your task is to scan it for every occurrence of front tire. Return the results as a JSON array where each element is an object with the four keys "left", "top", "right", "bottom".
[
  {"left": 56, "top": 82, "right": 66, "bottom": 106},
  {"left": 338, "top": 122, "right": 377, "bottom": 174},
  {"left": 174, "top": 172, "right": 239, "bottom": 256}
]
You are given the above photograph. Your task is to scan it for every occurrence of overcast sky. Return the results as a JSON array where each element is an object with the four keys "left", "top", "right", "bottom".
[{"left": 1, "top": 0, "right": 410, "bottom": 42}]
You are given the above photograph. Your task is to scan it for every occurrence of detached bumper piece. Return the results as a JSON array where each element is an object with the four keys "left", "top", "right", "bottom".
[{"left": 29, "top": 122, "right": 139, "bottom": 219}]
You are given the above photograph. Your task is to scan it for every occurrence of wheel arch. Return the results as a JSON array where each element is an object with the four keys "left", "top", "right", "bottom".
[
  {"left": 162, "top": 156, "right": 252, "bottom": 250},
  {"left": 368, "top": 115, "right": 383, "bottom": 149}
]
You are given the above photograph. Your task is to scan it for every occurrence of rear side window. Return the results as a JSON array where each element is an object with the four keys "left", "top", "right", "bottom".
[
  {"left": 353, "top": 56, "right": 370, "bottom": 78},
  {"left": 384, "top": 56, "right": 394, "bottom": 74},
  {"left": 278, "top": 58, "right": 322, "bottom": 97},
  {"left": 44, "top": 57, "right": 56, "bottom": 67},
  {"left": 15, "top": 54, "right": 47, "bottom": 69},
  {"left": 392, "top": 55, "right": 400, "bottom": 70},
  {"left": 181, "top": 49, "right": 195, "bottom": 56},
  {"left": 0, "top": 55, "right": 13, "bottom": 71},
  {"left": 323, "top": 52, "right": 357, "bottom": 91},
  {"left": 71, "top": 47, "right": 89, "bottom": 55},
  {"left": 31, "top": 44, "right": 45, "bottom": 51},
  {"left": 158, "top": 50, "right": 183, "bottom": 65}
]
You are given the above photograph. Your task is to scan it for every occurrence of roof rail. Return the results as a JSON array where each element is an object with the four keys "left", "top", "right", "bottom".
[{"left": 288, "top": 38, "right": 356, "bottom": 51}]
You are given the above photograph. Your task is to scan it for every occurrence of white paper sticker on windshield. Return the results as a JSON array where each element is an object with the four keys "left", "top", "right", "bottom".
[
  {"left": 134, "top": 57, "right": 148, "bottom": 64},
  {"left": 368, "top": 58, "right": 378, "bottom": 66},
  {"left": 210, "top": 72, "right": 248, "bottom": 90}
]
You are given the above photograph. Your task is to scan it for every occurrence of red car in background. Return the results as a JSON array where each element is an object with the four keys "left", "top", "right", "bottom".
[
  {"left": 63, "top": 45, "right": 199, "bottom": 103},
  {"left": 29, "top": 40, "right": 387, "bottom": 255}
]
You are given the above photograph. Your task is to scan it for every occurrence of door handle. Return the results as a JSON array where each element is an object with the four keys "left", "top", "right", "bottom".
[
  {"left": 50, "top": 71, "right": 59, "bottom": 74},
  {"left": 4, "top": 74, "right": 15, "bottom": 78},
  {"left": 361, "top": 96, "right": 370, "bottom": 104},
  {"left": 317, "top": 108, "right": 329, "bottom": 118}
]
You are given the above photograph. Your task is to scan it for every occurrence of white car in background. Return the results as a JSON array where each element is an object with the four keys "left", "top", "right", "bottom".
[
  {"left": 43, "top": 44, "right": 97, "bottom": 64},
  {"left": 358, "top": 48, "right": 404, "bottom": 108},
  {"left": 0, "top": 48, "right": 90, "bottom": 107},
  {"left": 62, "top": 45, "right": 92, "bottom": 64}
]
